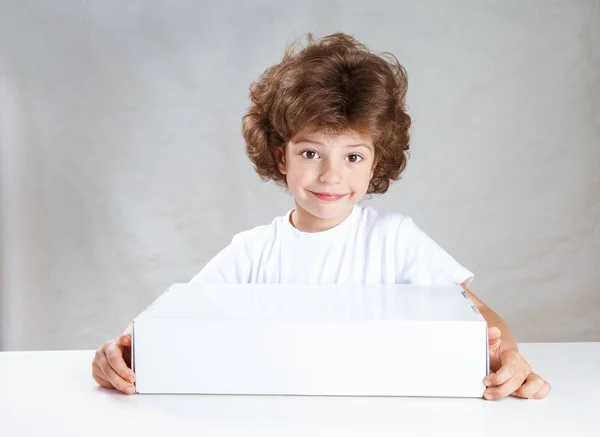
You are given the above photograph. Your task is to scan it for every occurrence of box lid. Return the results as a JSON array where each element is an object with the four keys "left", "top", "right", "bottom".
[{"left": 134, "top": 283, "right": 483, "bottom": 322}]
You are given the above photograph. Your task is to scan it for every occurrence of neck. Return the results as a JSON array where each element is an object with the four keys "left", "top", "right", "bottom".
[{"left": 290, "top": 204, "right": 354, "bottom": 233}]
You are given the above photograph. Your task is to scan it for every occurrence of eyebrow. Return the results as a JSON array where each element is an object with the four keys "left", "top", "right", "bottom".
[{"left": 294, "top": 138, "right": 372, "bottom": 150}]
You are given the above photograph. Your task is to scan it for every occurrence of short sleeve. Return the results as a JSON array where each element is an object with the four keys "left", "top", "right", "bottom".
[
  {"left": 188, "top": 234, "right": 252, "bottom": 284},
  {"left": 396, "top": 217, "right": 474, "bottom": 286}
]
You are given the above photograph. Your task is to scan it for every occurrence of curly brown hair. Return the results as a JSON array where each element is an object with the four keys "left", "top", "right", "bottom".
[{"left": 242, "top": 32, "right": 411, "bottom": 194}]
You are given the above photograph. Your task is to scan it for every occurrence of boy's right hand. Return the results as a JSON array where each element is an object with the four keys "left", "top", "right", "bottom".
[{"left": 92, "top": 334, "right": 136, "bottom": 394}]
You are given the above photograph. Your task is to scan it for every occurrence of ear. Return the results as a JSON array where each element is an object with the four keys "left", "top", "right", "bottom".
[{"left": 273, "top": 146, "right": 287, "bottom": 175}]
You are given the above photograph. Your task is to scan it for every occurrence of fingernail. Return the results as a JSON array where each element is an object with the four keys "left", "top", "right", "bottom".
[
  {"left": 129, "top": 375, "right": 135, "bottom": 383},
  {"left": 484, "top": 392, "right": 494, "bottom": 400},
  {"left": 126, "top": 385, "right": 135, "bottom": 394},
  {"left": 484, "top": 379, "right": 491, "bottom": 386}
]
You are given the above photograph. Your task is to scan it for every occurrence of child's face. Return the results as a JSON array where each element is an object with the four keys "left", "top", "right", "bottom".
[{"left": 276, "top": 127, "right": 376, "bottom": 231}]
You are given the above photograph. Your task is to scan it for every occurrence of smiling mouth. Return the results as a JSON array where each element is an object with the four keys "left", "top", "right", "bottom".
[{"left": 309, "top": 191, "right": 350, "bottom": 201}]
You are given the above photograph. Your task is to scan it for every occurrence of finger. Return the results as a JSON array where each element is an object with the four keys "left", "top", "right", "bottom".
[
  {"left": 511, "top": 373, "right": 546, "bottom": 399},
  {"left": 116, "top": 335, "right": 134, "bottom": 373},
  {"left": 533, "top": 381, "right": 551, "bottom": 399},
  {"left": 92, "top": 361, "right": 113, "bottom": 389},
  {"left": 484, "top": 358, "right": 518, "bottom": 387},
  {"left": 117, "top": 334, "right": 132, "bottom": 347},
  {"left": 98, "top": 351, "right": 136, "bottom": 394},
  {"left": 106, "top": 341, "right": 135, "bottom": 383},
  {"left": 102, "top": 361, "right": 135, "bottom": 394},
  {"left": 485, "top": 372, "right": 525, "bottom": 400}
]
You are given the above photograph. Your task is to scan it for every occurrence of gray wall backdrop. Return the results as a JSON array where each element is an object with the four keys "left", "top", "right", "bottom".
[{"left": 0, "top": 0, "right": 598, "bottom": 351}]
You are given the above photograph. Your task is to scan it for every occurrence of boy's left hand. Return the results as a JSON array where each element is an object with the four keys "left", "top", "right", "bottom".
[{"left": 483, "top": 327, "right": 551, "bottom": 400}]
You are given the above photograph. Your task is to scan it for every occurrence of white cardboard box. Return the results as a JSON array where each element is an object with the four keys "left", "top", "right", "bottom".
[{"left": 132, "top": 283, "right": 489, "bottom": 397}]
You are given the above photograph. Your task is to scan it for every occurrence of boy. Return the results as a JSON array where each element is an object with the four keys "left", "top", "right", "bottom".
[{"left": 92, "top": 32, "right": 550, "bottom": 400}]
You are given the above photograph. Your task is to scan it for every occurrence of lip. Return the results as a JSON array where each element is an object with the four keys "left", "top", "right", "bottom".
[{"left": 309, "top": 191, "right": 350, "bottom": 202}]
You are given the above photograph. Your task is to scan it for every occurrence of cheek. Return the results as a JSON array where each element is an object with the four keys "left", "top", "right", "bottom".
[
  {"left": 286, "top": 162, "right": 315, "bottom": 184},
  {"left": 283, "top": 168, "right": 301, "bottom": 192},
  {"left": 352, "top": 167, "right": 374, "bottom": 188}
]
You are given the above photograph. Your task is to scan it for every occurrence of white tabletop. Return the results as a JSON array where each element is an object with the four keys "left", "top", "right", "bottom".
[{"left": 1, "top": 342, "right": 598, "bottom": 436}]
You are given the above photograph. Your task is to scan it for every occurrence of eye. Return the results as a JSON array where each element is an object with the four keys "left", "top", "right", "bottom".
[
  {"left": 301, "top": 150, "right": 319, "bottom": 159},
  {"left": 346, "top": 154, "right": 363, "bottom": 163}
]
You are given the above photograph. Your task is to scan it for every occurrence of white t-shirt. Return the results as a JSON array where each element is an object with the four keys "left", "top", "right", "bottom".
[{"left": 189, "top": 205, "right": 473, "bottom": 286}]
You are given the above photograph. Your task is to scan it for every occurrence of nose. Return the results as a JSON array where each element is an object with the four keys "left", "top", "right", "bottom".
[{"left": 318, "top": 158, "right": 343, "bottom": 185}]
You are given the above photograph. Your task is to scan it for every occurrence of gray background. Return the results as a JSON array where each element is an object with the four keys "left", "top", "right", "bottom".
[{"left": 0, "top": 0, "right": 598, "bottom": 351}]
